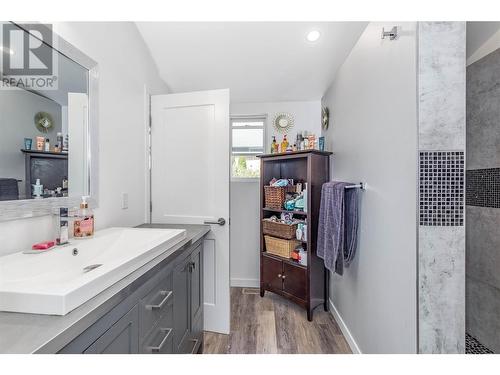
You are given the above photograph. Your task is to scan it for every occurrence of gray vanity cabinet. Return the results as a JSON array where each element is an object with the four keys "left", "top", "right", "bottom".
[
  {"left": 83, "top": 305, "right": 139, "bottom": 354},
  {"left": 173, "top": 254, "right": 191, "bottom": 352},
  {"left": 189, "top": 245, "right": 203, "bottom": 352},
  {"left": 173, "top": 244, "right": 203, "bottom": 354},
  {"left": 59, "top": 239, "right": 204, "bottom": 354}
]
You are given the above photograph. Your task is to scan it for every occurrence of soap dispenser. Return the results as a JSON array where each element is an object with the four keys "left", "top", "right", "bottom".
[{"left": 74, "top": 196, "right": 94, "bottom": 239}]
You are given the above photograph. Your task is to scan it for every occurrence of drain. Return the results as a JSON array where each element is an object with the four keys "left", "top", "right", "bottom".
[{"left": 83, "top": 264, "right": 102, "bottom": 273}]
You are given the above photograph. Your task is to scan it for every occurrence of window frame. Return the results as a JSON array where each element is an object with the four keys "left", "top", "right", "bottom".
[{"left": 230, "top": 114, "right": 266, "bottom": 182}]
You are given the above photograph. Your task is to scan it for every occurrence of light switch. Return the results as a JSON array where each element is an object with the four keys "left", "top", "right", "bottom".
[{"left": 121, "top": 192, "right": 128, "bottom": 209}]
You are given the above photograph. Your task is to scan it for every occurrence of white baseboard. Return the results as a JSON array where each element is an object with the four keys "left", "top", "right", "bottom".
[
  {"left": 329, "top": 298, "right": 362, "bottom": 354},
  {"left": 230, "top": 278, "right": 259, "bottom": 288}
]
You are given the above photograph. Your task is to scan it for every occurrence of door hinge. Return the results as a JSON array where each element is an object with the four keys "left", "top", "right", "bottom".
[{"left": 150, "top": 201, "right": 152, "bottom": 213}]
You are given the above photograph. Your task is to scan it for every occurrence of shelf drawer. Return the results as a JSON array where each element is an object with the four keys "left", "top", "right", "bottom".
[
  {"left": 282, "top": 262, "right": 307, "bottom": 301},
  {"left": 139, "top": 272, "right": 173, "bottom": 340}
]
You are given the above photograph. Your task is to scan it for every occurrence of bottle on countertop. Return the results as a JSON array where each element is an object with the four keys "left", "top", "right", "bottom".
[
  {"left": 44, "top": 138, "right": 50, "bottom": 152},
  {"left": 56, "top": 207, "right": 69, "bottom": 245},
  {"left": 74, "top": 196, "right": 94, "bottom": 239}
]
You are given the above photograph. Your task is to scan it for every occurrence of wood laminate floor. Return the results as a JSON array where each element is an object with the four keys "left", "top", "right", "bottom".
[{"left": 203, "top": 287, "right": 352, "bottom": 354}]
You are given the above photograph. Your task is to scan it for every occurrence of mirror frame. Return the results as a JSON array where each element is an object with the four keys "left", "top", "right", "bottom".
[{"left": 0, "top": 22, "right": 99, "bottom": 222}]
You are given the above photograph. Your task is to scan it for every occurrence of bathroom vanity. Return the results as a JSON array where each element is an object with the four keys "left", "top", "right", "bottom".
[{"left": 0, "top": 224, "right": 209, "bottom": 354}]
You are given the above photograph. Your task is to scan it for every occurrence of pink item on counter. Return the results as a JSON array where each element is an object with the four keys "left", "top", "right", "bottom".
[{"left": 32, "top": 241, "right": 55, "bottom": 250}]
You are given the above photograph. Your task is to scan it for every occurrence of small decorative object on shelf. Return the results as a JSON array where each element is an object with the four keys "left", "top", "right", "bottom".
[
  {"left": 318, "top": 136, "right": 325, "bottom": 151},
  {"left": 273, "top": 112, "right": 294, "bottom": 133},
  {"left": 270, "top": 136, "right": 278, "bottom": 153},
  {"left": 36, "top": 136, "right": 45, "bottom": 151},
  {"left": 34, "top": 112, "right": 54, "bottom": 133},
  {"left": 321, "top": 106, "right": 330, "bottom": 130},
  {"left": 24, "top": 138, "right": 32, "bottom": 150},
  {"left": 280, "top": 134, "right": 289, "bottom": 153},
  {"left": 258, "top": 149, "right": 332, "bottom": 321}
]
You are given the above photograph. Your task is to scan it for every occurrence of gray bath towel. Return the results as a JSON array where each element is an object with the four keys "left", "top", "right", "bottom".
[{"left": 317, "top": 181, "right": 359, "bottom": 275}]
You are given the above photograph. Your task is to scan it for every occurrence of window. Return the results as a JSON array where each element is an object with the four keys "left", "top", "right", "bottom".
[{"left": 231, "top": 116, "right": 265, "bottom": 180}]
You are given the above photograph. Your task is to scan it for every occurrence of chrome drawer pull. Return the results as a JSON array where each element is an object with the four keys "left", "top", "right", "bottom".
[
  {"left": 189, "top": 338, "right": 199, "bottom": 354},
  {"left": 146, "top": 290, "right": 172, "bottom": 310},
  {"left": 148, "top": 328, "right": 172, "bottom": 353}
]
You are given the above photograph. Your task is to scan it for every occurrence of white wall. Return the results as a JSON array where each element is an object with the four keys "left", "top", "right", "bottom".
[
  {"left": 0, "top": 22, "right": 168, "bottom": 256},
  {"left": 229, "top": 100, "right": 321, "bottom": 287},
  {"left": 321, "top": 22, "right": 418, "bottom": 353},
  {"left": 0, "top": 90, "right": 62, "bottom": 199}
]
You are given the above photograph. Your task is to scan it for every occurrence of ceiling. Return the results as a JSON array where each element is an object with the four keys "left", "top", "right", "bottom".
[{"left": 136, "top": 22, "right": 367, "bottom": 103}]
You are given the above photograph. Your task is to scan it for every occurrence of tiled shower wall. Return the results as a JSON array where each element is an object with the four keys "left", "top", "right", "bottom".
[
  {"left": 418, "top": 22, "right": 466, "bottom": 353},
  {"left": 466, "top": 47, "right": 500, "bottom": 353}
]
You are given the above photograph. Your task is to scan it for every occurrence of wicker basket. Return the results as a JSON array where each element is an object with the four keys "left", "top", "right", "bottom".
[
  {"left": 264, "top": 185, "right": 296, "bottom": 209},
  {"left": 262, "top": 220, "right": 297, "bottom": 240},
  {"left": 264, "top": 235, "right": 300, "bottom": 258}
]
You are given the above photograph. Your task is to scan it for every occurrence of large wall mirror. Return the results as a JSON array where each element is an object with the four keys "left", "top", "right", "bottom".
[{"left": 0, "top": 22, "right": 98, "bottom": 221}]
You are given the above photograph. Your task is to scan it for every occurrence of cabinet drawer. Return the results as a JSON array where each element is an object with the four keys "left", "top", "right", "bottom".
[
  {"left": 139, "top": 273, "right": 173, "bottom": 340},
  {"left": 141, "top": 306, "right": 174, "bottom": 354},
  {"left": 84, "top": 305, "right": 139, "bottom": 354}
]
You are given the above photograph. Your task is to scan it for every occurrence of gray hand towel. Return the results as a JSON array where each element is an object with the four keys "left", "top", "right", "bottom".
[
  {"left": 317, "top": 181, "right": 359, "bottom": 275},
  {"left": 0, "top": 178, "right": 19, "bottom": 201}
]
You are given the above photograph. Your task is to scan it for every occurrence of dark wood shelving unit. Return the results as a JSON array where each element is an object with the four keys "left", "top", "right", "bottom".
[
  {"left": 258, "top": 150, "right": 332, "bottom": 321},
  {"left": 20, "top": 149, "right": 68, "bottom": 199}
]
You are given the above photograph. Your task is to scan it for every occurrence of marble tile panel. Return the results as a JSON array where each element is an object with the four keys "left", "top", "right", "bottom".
[{"left": 419, "top": 226, "right": 465, "bottom": 353}]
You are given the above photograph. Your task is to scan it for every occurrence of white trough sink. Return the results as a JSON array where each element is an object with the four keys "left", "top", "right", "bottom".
[{"left": 0, "top": 227, "right": 185, "bottom": 315}]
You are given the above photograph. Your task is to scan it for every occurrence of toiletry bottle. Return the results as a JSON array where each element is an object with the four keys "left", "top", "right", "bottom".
[
  {"left": 56, "top": 132, "right": 63, "bottom": 152},
  {"left": 56, "top": 207, "right": 69, "bottom": 245},
  {"left": 32, "top": 179, "right": 43, "bottom": 199},
  {"left": 63, "top": 134, "right": 69, "bottom": 151},
  {"left": 280, "top": 135, "right": 288, "bottom": 153},
  {"left": 44, "top": 138, "right": 50, "bottom": 152},
  {"left": 74, "top": 196, "right": 94, "bottom": 239},
  {"left": 271, "top": 136, "right": 277, "bottom": 153},
  {"left": 303, "top": 183, "right": 308, "bottom": 213}
]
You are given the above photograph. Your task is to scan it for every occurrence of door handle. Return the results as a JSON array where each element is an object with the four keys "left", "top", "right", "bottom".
[{"left": 203, "top": 218, "right": 226, "bottom": 226}]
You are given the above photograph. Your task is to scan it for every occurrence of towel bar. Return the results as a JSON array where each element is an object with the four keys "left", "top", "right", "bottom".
[{"left": 345, "top": 182, "right": 364, "bottom": 190}]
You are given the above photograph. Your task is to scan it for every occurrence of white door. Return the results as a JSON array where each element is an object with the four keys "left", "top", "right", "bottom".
[{"left": 151, "top": 89, "right": 230, "bottom": 334}]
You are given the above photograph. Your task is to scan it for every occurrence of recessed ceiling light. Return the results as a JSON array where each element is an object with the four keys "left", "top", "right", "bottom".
[
  {"left": 306, "top": 30, "right": 320, "bottom": 42},
  {"left": 0, "top": 46, "right": 14, "bottom": 55}
]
